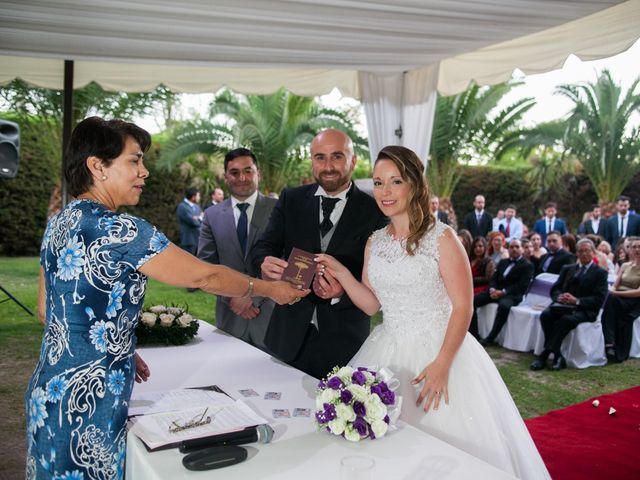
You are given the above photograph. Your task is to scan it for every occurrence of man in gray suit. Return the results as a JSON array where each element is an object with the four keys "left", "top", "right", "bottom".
[{"left": 197, "top": 148, "right": 277, "bottom": 350}]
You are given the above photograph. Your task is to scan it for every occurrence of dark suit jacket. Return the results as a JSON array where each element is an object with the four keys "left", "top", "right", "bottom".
[
  {"left": 577, "top": 219, "right": 606, "bottom": 237},
  {"left": 197, "top": 194, "right": 277, "bottom": 346},
  {"left": 536, "top": 248, "right": 576, "bottom": 275},
  {"left": 463, "top": 211, "right": 493, "bottom": 238},
  {"left": 252, "top": 183, "right": 387, "bottom": 370},
  {"left": 549, "top": 263, "right": 608, "bottom": 321},
  {"left": 176, "top": 200, "right": 202, "bottom": 248},
  {"left": 437, "top": 210, "right": 449, "bottom": 225},
  {"left": 490, "top": 257, "right": 534, "bottom": 303},
  {"left": 605, "top": 214, "right": 640, "bottom": 247},
  {"left": 533, "top": 218, "right": 567, "bottom": 244}
]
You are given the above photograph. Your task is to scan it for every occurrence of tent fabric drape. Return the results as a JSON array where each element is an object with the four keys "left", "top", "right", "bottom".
[{"left": 402, "top": 64, "right": 439, "bottom": 165}]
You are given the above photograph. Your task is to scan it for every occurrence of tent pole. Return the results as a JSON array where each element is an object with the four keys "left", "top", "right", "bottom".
[{"left": 61, "top": 59, "right": 74, "bottom": 207}]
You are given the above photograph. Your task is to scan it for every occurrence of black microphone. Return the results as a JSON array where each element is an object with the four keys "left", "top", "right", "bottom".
[{"left": 179, "top": 424, "right": 274, "bottom": 453}]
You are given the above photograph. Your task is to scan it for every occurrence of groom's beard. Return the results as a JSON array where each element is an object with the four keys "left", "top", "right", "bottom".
[{"left": 315, "top": 171, "right": 350, "bottom": 193}]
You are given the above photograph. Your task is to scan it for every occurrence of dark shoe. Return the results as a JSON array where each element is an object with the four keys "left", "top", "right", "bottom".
[
  {"left": 530, "top": 357, "right": 547, "bottom": 371},
  {"left": 551, "top": 355, "right": 567, "bottom": 371},
  {"left": 186, "top": 287, "right": 198, "bottom": 293},
  {"left": 479, "top": 337, "right": 495, "bottom": 347},
  {"left": 605, "top": 346, "right": 616, "bottom": 362}
]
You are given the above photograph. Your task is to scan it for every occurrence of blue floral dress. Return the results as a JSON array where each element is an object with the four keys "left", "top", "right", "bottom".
[{"left": 26, "top": 199, "right": 170, "bottom": 480}]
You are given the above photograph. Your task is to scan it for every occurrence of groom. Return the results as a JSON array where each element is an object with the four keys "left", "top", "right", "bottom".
[{"left": 253, "top": 129, "right": 387, "bottom": 379}]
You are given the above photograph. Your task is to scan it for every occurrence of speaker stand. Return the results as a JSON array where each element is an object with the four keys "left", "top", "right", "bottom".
[{"left": 0, "top": 284, "right": 34, "bottom": 316}]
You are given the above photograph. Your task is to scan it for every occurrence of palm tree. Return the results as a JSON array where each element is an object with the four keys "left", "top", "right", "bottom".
[
  {"left": 427, "top": 81, "right": 535, "bottom": 226},
  {"left": 159, "top": 88, "right": 366, "bottom": 193},
  {"left": 556, "top": 70, "right": 640, "bottom": 204}
]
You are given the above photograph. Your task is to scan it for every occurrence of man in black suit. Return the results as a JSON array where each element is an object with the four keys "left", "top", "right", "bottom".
[
  {"left": 536, "top": 231, "right": 576, "bottom": 275},
  {"left": 531, "top": 239, "right": 608, "bottom": 370},
  {"left": 605, "top": 195, "right": 640, "bottom": 247},
  {"left": 430, "top": 196, "right": 449, "bottom": 225},
  {"left": 463, "top": 194, "right": 493, "bottom": 238},
  {"left": 253, "top": 129, "right": 387, "bottom": 379},
  {"left": 471, "top": 239, "right": 534, "bottom": 345},
  {"left": 577, "top": 204, "right": 606, "bottom": 237}
]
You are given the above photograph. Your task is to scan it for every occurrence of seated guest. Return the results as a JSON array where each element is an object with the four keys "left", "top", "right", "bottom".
[
  {"left": 533, "top": 202, "right": 568, "bottom": 244},
  {"left": 494, "top": 205, "right": 523, "bottom": 242},
  {"left": 531, "top": 239, "right": 608, "bottom": 370},
  {"left": 470, "top": 236, "right": 495, "bottom": 296},
  {"left": 487, "top": 231, "right": 509, "bottom": 265},
  {"left": 585, "top": 234, "right": 615, "bottom": 276},
  {"left": 529, "top": 232, "right": 547, "bottom": 259},
  {"left": 613, "top": 242, "right": 628, "bottom": 274},
  {"left": 577, "top": 204, "right": 606, "bottom": 237},
  {"left": 457, "top": 229, "right": 473, "bottom": 257},
  {"left": 472, "top": 239, "right": 534, "bottom": 346},
  {"left": 521, "top": 238, "right": 538, "bottom": 272},
  {"left": 537, "top": 231, "right": 576, "bottom": 275},
  {"left": 430, "top": 196, "right": 449, "bottom": 225},
  {"left": 562, "top": 233, "right": 577, "bottom": 255},
  {"left": 597, "top": 240, "right": 614, "bottom": 261},
  {"left": 463, "top": 194, "right": 493, "bottom": 238},
  {"left": 601, "top": 237, "right": 640, "bottom": 363}
]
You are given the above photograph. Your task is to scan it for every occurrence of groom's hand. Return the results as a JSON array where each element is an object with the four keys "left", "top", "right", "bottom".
[
  {"left": 313, "top": 268, "right": 344, "bottom": 300},
  {"left": 261, "top": 256, "right": 288, "bottom": 281}
]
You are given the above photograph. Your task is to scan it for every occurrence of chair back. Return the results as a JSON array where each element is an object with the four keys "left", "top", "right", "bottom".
[{"left": 522, "top": 273, "right": 559, "bottom": 309}]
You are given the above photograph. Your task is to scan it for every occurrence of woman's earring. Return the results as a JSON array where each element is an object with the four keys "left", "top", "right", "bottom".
[{"left": 101, "top": 174, "right": 108, "bottom": 181}]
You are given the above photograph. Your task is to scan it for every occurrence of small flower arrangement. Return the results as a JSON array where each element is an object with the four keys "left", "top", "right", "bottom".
[
  {"left": 314, "top": 366, "right": 399, "bottom": 441},
  {"left": 135, "top": 304, "right": 199, "bottom": 346}
]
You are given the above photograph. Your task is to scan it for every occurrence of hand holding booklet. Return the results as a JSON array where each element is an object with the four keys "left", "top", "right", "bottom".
[{"left": 128, "top": 386, "right": 268, "bottom": 451}]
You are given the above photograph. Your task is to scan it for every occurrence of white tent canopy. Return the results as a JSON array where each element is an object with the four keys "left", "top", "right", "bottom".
[{"left": 1, "top": 0, "right": 639, "bottom": 161}]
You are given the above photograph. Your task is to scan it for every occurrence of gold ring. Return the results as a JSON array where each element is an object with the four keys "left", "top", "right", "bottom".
[{"left": 289, "top": 297, "right": 301, "bottom": 305}]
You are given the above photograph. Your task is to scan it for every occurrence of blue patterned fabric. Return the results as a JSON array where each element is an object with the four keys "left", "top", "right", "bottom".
[{"left": 26, "top": 199, "right": 169, "bottom": 480}]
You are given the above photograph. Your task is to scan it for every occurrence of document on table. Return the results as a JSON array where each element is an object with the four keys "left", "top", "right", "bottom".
[
  {"left": 129, "top": 401, "right": 268, "bottom": 451},
  {"left": 128, "top": 387, "right": 233, "bottom": 417}
]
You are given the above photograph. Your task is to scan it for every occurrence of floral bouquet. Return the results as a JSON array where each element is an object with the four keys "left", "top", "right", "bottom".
[
  {"left": 314, "top": 366, "right": 400, "bottom": 441},
  {"left": 135, "top": 304, "right": 199, "bottom": 346}
]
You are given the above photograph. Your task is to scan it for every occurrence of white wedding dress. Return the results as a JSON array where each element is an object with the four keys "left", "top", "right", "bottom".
[{"left": 350, "top": 223, "right": 550, "bottom": 479}]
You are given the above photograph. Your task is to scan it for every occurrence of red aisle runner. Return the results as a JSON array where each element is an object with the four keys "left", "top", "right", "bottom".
[{"left": 525, "top": 386, "right": 640, "bottom": 480}]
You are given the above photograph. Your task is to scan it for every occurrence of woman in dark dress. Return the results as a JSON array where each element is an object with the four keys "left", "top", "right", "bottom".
[{"left": 469, "top": 236, "right": 495, "bottom": 295}]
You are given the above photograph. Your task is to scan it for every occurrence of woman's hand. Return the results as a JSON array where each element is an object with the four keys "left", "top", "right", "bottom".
[
  {"left": 135, "top": 353, "right": 151, "bottom": 383},
  {"left": 412, "top": 358, "right": 451, "bottom": 412},
  {"left": 268, "top": 281, "right": 310, "bottom": 305},
  {"left": 314, "top": 253, "right": 350, "bottom": 281}
]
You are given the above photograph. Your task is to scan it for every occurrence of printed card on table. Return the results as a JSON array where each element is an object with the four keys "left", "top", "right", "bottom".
[
  {"left": 264, "top": 391, "right": 281, "bottom": 400},
  {"left": 238, "top": 389, "right": 259, "bottom": 398},
  {"left": 273, "top": 409, "right": 290, "bottom": 418}
]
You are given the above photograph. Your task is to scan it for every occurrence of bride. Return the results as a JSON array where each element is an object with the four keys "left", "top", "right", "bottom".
[{"left": 315, "top": 146, "right": 549, "bottom": 479}]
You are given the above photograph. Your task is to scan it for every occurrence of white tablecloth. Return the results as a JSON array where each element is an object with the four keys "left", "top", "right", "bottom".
[{"left": 127, "top": 322, "right": 515, "bottom": 479}]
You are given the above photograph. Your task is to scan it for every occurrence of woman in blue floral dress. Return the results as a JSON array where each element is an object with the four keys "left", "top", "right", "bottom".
[{"left": 26, "top": 117, "right": 306, "bottom": 480}]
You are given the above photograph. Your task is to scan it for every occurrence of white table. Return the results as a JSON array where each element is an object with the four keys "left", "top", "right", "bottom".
[{"left": 127, "top": 322, "right": 515, "bottom": 479}]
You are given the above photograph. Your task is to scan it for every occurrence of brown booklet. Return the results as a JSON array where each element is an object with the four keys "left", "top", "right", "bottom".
[{"left": 282, "top": 247, "right": 316, "bottom": 289}]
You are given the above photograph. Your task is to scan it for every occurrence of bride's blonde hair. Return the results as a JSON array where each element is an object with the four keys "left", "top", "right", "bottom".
[{"left": 376, "top": 146, "right": 435, "bottom": 255}]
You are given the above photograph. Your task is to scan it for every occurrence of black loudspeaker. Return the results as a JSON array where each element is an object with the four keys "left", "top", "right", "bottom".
[{"left": 0, "top": 119, "right": 20, "bottom": 179}]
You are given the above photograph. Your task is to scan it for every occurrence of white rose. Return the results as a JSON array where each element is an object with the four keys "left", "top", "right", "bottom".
[
  {"left": 320, "top": 388, "right": 340, "bottom": 405},
  {"left": 315, "top": 396, "right": 325, "bottom": 410},
  {"left": 363, "top": 371, "right": 375, "bottom": 386},
  {"left": 343, "top": 425, "right": 361, "bottom": 442},
  {"left": 347, "top": 384, "right": 368, "bottom": 402},
  {"left": 335, "top": 403, "right": 356, "bottom": 422},
  {"left": 168, "top": 307, "right": 183, "bottom": 316},
  {"left": 364, "top": 396, "right": 387, "bottom": 422},
  {"left": 149, "top": 305, "right": 166, "bottom": 314},
  {"left": 140, "top": 312, "right": 157, "bottom": 326},
  {"left": 328, "top": 418, "right": 346, "bottom": 436},
  {"left": 337, "top": 366, "right": 355, "bottom": 382},
  {"left": 159, "top": 313, "right": 175, "bottom": 327},
  {"left": 370, "top": 419, "right": 388, "bottom": 438},
  {"left": 176, "top": 313, "right": 193, "bottom": 328}
]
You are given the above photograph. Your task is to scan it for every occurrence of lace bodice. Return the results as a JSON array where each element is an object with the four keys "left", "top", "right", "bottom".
[{"left": 368, "top": 221, "right": 453, "bottom": 338}]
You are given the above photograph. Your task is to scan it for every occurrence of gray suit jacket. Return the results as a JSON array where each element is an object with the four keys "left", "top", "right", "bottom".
[{"left": 197, "top": 193, "right": 277, "bottom": 349}]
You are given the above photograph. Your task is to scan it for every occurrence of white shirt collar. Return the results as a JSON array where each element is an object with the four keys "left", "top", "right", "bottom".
[
  {"left": 231, "top": 190, "right": 258, "bottom": 209},
  {"left": 315, "top": 182, "right": 351, "bottom": 201},
  {"left": 184, "top": 198, "right": 196, "bottom": 207}
]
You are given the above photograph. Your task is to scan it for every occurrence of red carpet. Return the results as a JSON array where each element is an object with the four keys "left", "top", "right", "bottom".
[{"left": 525, "top": 387, "right": 640, "bottom": 479}]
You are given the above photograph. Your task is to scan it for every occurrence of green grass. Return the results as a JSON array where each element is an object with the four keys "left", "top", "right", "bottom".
[{"left": 1, "top": 257, "right": 638, "bottom": 477}]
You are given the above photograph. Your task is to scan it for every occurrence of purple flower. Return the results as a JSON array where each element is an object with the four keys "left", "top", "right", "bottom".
[
  {"left": 315, "top": 411, "right": 328, "bottom": 424},
  {"left": 369, "top": 429, "right": 376, "bottom": 440},
  {"left": 351, "top": 371, "right": 366, "bottom": 385},
  {"left": 353, "top": 401, "right": 366, "bottom": 417},
  {"left": 340, "top": 389, "right": 353, "bottom": 404},
  {"left": 352, "top": 416, "right": 368, "bottom": 437},
  {"left": 381, "top": 390, "right": 396, "bottom": 406},
  {"left": 323, "top": 403, "right": 337, "bottom": 421},
  {"left": 384, "top": 415, "right": 390, "bottom": 424},
  {"left": 326, "top": 376, "right": 343, "bottom": 390},
  {"left": 317, "top": 380, "right": 327, "bottom": 389}
]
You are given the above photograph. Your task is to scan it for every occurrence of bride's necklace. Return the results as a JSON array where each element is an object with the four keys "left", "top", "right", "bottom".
[{"left": 388, "top": 227, "right": 409, "bottom": 242}]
